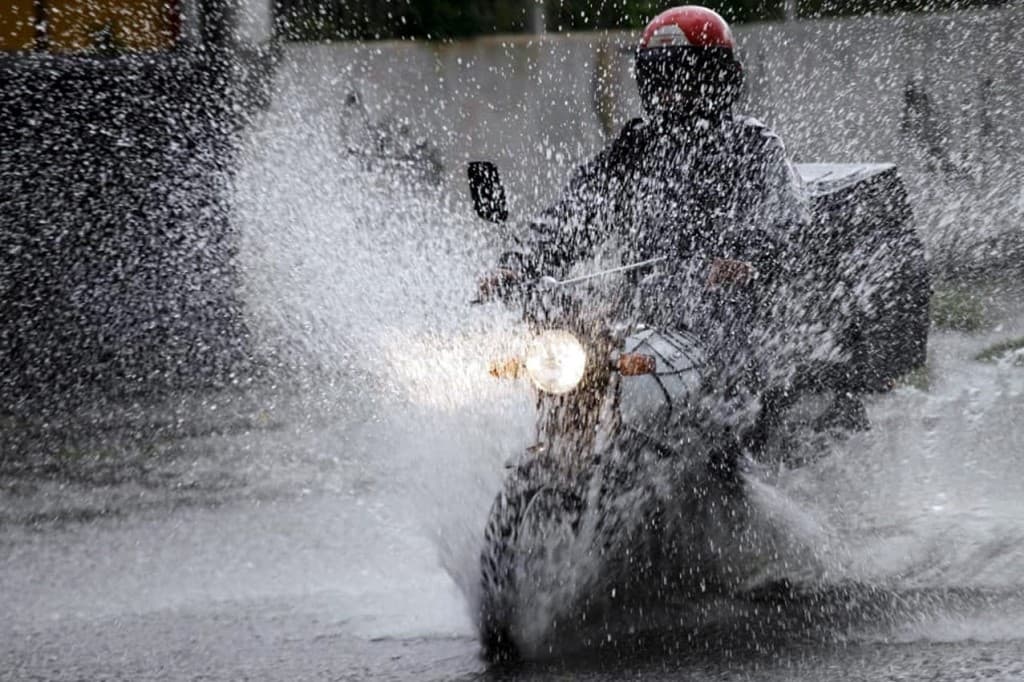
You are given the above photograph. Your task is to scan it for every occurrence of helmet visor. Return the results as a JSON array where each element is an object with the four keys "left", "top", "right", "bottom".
[{"left": 635, "top": 46, "right": 741, "bottom": 116}]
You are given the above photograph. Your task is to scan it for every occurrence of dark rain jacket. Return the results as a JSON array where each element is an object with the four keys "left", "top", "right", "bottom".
[{"left": 500, "top": 113, "right": 808, "bottom": 282}]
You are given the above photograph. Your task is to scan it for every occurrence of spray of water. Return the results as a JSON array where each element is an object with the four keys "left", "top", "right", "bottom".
[
  {"left": 231, "top": 10, "right": 1024, "bottom": 654},
  {"left": 232, "top": 68, "right": 541, "bottom": 628}
]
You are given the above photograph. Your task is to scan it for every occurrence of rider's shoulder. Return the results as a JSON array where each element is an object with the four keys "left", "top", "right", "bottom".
[
  {"left": 613, "top": 117, "right": 648, "bottom": 145},
  {"left": 732, "top": 114, "right": 786, "bottom": 150},
  {"left": 591, "top": 117, "right": 648, "bottom": 167},
  {"left": 733, "top": 114, "right": 779, "bottom": 136},
  {"left": 620, "top": 117, "right": 647, "bottom": 133}
]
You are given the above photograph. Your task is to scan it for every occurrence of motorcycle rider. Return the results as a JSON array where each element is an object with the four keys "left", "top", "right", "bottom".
[
  {"left": 482, "top": 5, "right": 869, "bottom": 444},
  {"left": 484, "top": 4, "right": 808, "bottom": 298}
]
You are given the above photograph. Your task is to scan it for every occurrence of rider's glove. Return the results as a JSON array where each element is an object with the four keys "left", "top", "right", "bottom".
[
  {"left": 706, "top": 258, "right": 757, "bottom": 289},
  {"left": 477, "top": 267, "right": 523, "bottom": 302}
]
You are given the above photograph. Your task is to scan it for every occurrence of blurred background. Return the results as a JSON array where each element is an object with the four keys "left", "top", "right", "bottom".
[{"left": 272, "top": 0, "right": 1011, "bottom": 39}]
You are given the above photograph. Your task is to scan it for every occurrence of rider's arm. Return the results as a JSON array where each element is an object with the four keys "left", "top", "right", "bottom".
[
  {"left": 498, "top": 119, "right": 644, "bottom": 279},
  {"left": 724, "top": 120, "right": 810, "bottom": 283}
]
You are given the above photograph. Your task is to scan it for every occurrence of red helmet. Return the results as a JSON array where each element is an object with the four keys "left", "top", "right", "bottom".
[
  {"left": 635, "top": 6, "right": 743, "bottom": 119},
  {"left": 638, "top": 6, "right": 736, "bottom": 52}
]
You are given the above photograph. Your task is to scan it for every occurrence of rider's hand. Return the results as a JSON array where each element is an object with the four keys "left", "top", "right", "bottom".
[
  {"left": 706, "top": 258, "right": 756, "bottom": 289},
  {"left": 477, "top": 267, "right": 521, "bottom": 301}
]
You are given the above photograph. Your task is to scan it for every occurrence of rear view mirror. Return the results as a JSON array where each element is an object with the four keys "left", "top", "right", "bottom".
[{"left": 468, "top": 161, "right": 508, "bottom": 223}]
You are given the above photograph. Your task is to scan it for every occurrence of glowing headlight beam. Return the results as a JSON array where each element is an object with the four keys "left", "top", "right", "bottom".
[{"left": 524, "top": 330, "right": 587, "bottom": 394}]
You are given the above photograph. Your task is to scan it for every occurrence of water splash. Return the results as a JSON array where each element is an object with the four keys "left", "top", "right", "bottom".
[{"left": 228, "top": 15, "right": 1024, "bottom": 654}]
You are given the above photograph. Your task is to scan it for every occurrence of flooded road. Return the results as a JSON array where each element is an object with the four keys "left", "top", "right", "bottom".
[{"left": 5, "top": 321, "right": 1024, "bottom": 679}]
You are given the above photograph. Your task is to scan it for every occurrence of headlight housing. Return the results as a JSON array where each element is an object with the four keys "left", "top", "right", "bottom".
[{"left": 524, "top": 330, "right": 587, "bottom": 394}]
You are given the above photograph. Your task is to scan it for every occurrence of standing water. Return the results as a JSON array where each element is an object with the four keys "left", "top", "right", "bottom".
[{"left": 4, "top": 8, "right": 1024, "bottom": 679}]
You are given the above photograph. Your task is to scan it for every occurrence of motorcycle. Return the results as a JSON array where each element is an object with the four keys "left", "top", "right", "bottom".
[{"left": 467, "top": 160, "right": 930, "bottom": 660}]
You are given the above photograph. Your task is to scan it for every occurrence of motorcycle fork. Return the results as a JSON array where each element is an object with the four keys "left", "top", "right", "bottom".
[{"left": 532, "top": 331, "right": 621, "bottom": 475}]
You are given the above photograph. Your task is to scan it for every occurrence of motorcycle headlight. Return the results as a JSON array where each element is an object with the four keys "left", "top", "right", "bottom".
[{"left": 524, "top": 330, "right": 587, "bottom": 394}]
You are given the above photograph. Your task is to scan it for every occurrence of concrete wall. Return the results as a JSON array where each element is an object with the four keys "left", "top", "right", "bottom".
[
  {"left": 274, "top": 5, "right": 1022, "bottom": 239},
  {"left": 744, "top": 9, "right": 1023, "bottom": 168}
]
